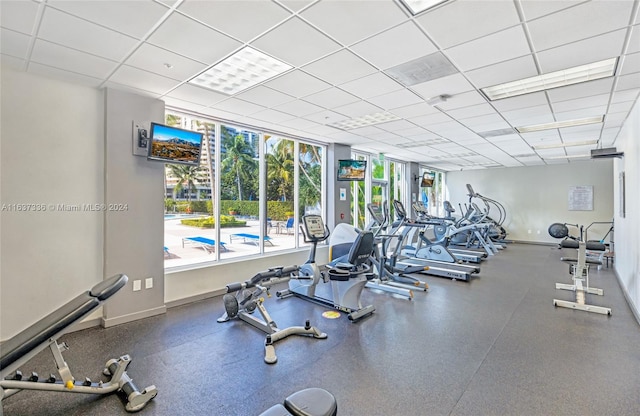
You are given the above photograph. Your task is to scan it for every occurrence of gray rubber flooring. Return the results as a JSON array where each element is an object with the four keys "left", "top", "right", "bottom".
[{"left": 3, "top": 243, "right": 640, "bottom": 415}]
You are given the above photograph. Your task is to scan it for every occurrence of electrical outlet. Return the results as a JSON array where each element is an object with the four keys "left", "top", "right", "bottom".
[
  {"left": 527, "top": 229, "right": 532, "bottom": 234},
  {"left": 133, "top": 280, "right": 141, "bottom": 291},
  {"left": 145, "top": 277, "right": 153, "bottom": 289}
]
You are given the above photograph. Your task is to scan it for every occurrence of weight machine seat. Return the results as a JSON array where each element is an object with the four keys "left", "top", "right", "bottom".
[
  {"left": 560, "top": 257, "right": 603, "bottom": 265},
  {"left": 259, "top": 388, "right": 337, "bottom": 416},
  {"left": 327, "top": 230, "right": 374, "bottom": 282},
  {"left": 560, "top": 240, "right": 606, "bottom": 251},
  {"left": 0, "top": 274, "right": 127, "bottom": 373}
]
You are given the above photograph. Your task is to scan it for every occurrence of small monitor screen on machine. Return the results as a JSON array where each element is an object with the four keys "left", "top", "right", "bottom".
[{"left": 303, "top": 215, "right": 325, "bottom": 239}]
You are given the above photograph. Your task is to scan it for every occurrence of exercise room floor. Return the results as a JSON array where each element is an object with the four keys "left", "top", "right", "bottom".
[{"left": 3, "top": 243, "right": 640, "bottom": 416}]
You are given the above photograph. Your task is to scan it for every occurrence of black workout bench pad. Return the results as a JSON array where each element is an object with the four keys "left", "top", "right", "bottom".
[{"left": 1, "top": 274, "right": 157, "bottom": 413}]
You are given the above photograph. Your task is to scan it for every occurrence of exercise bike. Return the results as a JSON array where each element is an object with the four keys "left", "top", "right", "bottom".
[
  {"left": 277, "top": 215, "right": 376, "bottom": 322},
  {"left": 217, "top": 265, "right": 327, "bottom": 364}
]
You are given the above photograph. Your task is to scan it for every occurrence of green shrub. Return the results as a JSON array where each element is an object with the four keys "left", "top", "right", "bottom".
[{"left": 180, "top": 216, "right": 247, "bottom": 228}]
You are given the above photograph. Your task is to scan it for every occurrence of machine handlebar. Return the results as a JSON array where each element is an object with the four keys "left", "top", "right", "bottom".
[{"left": 226, "top": 265, "right": 300, "bottom": 293}]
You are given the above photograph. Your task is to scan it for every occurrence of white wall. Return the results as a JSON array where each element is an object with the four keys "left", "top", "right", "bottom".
[
  {"left": 0, "top": 69, "right": 104, "bottom": 340},
  {"left": 612, "top": 97, "right": 640, "bottom": 320},
  {"left": 445, "top": 161, "right": 614, "bottom": 243}
]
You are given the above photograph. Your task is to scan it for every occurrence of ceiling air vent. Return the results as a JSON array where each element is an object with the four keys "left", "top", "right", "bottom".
[{"left": 385, "top": 52, "right": 458, "bottom": 86}]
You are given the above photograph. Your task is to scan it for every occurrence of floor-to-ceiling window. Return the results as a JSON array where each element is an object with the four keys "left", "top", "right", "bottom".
[{"left": 163, "top": 110, "right": 326, "bottom": 268}]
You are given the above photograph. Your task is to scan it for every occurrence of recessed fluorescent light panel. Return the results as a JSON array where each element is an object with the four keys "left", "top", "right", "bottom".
[
  {"left": 481, "top": 58, "right": 618, "bottom": 101},
  {"left": 188, "top": 47, "right": 291, "bottom": 95},
  {"left": 516, "top": 116, "right": 604, "bottom": 133},
  {"left": 399, "top": 0, "right": 448, "bottom": 15},
  {"left": 532, "top": 139, "right": 598, "bottom": 150},
  {"left": 329, "top": 112, "right": 400, "bottom": 130}
]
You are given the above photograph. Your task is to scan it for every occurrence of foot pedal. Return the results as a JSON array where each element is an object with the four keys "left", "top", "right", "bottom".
[{"left": 223, "top": 294, "right": 239, "bottom": 319}]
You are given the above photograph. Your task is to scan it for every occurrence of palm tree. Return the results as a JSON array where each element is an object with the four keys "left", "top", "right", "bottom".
[
  {"left": 298, "top": 143, "right": 322, "bottom": 195},
  {"left": 266, "top": 139, "right": 294, "bottom": 201},
  {"left": 168, "top": 164, "right": 205, "bottom": 202},
  {"left": 221, "top": 133, "right": 257, "bottom": 201}
]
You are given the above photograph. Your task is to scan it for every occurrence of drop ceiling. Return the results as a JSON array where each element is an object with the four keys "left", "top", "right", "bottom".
[{"left": 1, "top": 0, "right": 639, "bottom": 171}]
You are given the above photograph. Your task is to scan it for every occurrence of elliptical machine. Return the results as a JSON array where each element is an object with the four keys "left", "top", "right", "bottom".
[
  {"left": 277, "top": 215, "right": 376, "bottom": 322},
  {"left": 217, "top": 265, "right": 327, "bottom": 364}
]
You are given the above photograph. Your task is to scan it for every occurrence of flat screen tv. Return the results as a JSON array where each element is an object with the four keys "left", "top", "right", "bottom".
[
  {"left": 337, "top": 159, "right": 367, "bottom": 181},
  {"left": 148, "top": 122, "right": 204, "bottom": 166}
]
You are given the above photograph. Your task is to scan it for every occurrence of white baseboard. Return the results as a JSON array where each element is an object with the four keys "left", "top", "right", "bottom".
[
  {"left": 165, "top": 288, "right": 226, "bottom": 309},
  {"left": 101, "top": 305, "right": 167, "bottom": 328}
]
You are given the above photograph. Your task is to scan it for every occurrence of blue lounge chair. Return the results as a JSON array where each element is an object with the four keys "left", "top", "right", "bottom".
[
  {"left": 229, "top": 233, "right": 274, "bottom": 246},
  {"left": 182, "top": 237, "right": 227, "bottom": 253}
]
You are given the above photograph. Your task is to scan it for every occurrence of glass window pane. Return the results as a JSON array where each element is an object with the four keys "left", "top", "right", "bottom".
[{"left": 265, "top": 135, "right": 295, "bottom": 251}]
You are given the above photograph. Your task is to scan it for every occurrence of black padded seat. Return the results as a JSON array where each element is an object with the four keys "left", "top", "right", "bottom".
[
  {"left": 259, "top": 403, "right": 294, "bottom": 416},
  {"left": 0, "top": 294, "right": 99, "bottom": 371},
  {"left": 284, "top": 388, "right": 337, "bottom": 416},
  {"left": 560, "top": 240, "right": 606, "bottom": 251},
  {"left": 560, "top": 257, "right": 603, "bottom": 265},
  {"left": 259, "top": 389, "right": 337, "bottom": 416},
  {"left": 90, "top": 274, "right": 128, "bottom": 300}
]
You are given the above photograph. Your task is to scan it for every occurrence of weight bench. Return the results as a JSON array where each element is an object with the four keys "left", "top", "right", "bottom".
[
  {"left": 182, "top": 236, "right": 228, "bottom": 253},
  {"left": 230, "top": 233, "right": 274, "bottom": 246},
  {"left": 0, "top": 274, "right": 157, "bottom": 412},
  {"left": 259, "top": 388, "right": 337, "bottom": 416}
]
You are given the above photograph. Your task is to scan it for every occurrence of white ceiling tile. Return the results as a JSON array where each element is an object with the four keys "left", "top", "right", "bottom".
[
  {"left": 620, "top": 52, "right": 640, "bottom": 76},
  {"left": 126, "top": 43, "right": 206, "bottom": 81},
  {"left": 367, "top": 89, "right": 423, "bottom": 109},
  {"left": 519, "top": 1, "right": 586, "bottom": 21},
  {"left": 302, "top": 87, "right": 359, "bottom": 108},
  {"left": 537, "top": 29, "right": 627, "bottom": 73},
  {"left": 103, "top": 80, "right": 163, "bottom": 98},
  {"left": 347, "top": 126, "right": 386, "bottom": 136},
  {"left": 555, "top": 105, "right": 609, "bottom": 122},
  {"left": 436, "top": 90, "right": 487, "bottom": 110},
  {"left": 338, "top": 72, "right": 403, "bottom": 99},
  {"left": 301, "top": 0, "right": 406, "bottom": 45},
  {"left": 491, "top": 92, "right": 548, "bottom": 112},
  {"left": 178, "top": 0, "right": 291, "bottom": 42},
  {"left": 409, "top": 112, "right": 452, "bottom": 126},
  {"left": 109, "top": 65, "right": 181, "bottom": 94},
  {"left": 302, "top": 49, "right": 377, "bottom": 85},
  {"left": 333, "top": 101, "right": 382, "bottom": 118},
  {"left": 351, "top": 21, "right": 438, "bottom": 69},
  {"left": 234, "top": 86, "right": 295, "bottom": 107},
  {"left": 502, "top": 104, "right": 554, "bottom": 125},
  {"left": 459, "top": 113, "right": 509, "bottom": 129},
  {"left": 304, "top": 123, "right": 343, "bottom": 136},
  {"left": 274, "top": 99, "right": 324, "bottom": 117},
  {"left": 627, "top": 25, "right": 640, "bottom": 54},
  {"left": 375, "top": 119, "right": 417, "bottom": 132},
  {"left": 445, "top": 26, "right": 530, "bottom": 72},
  {"left": 279, "top": 117, "right": 322, "bottom": 131},
  {"left": 250, "top": 108, "right": 295, "bottom": 124},
  {"left": 527, "top": 0, "right": 634, "bottom": 51},
  {"left": 0, "top": 0, "right": 39, "bottom": 35},
  {"left": 612, "top": 88, "right": 640, "bottom": 103},
  {"left": 466, "top": 55, "right": 538, "bottom": 89},
  {"left": 278, "top": 0, "right": 315, "bottom": 13},
  {"left": 390, "top": 102, "right": 439, "bottom": 119},
  {"left": 546, "top": 77, "right": 614, "bottom": 102},
  {"left": 0, "top": 28, "right": 31, "bottom": 59},
  {"left": 162, "top": 96, "right": 207, "bottom": 113},
  {"left": 0, "top": 54, "right": 25, "bottom": 70},
  {"left": 164, "top": 83, "right": 229, "bottom": 106},
  {"left": 31, "top": 39, "right": 117, "bottom": 79},
  {"left": 212, "top": 98, "right": 266, "bottom": 116},
  {"left": 252, "top": 17, "right": 340, "bottom": 66},
  {"left": 264, "top": 70, "right": 331, "bottom": 98},
  {"left": 608, "top": 100, "right": 634, "bottom": 114},
  {"left": 447, "top": 103, "right": 497, "bottom": 119},
  {"left": 147, "top": 12, "right": 241, "bottom": 64},
  {"left": 29, "top": 62, "right": 103, "bottom": 87},
  {"left": 603, "top": 111, "right": 628, "bottom": 127},
  {"left": 48, "top": 0, "right": 168, "bottom": 39},
  {"left": 303, "top": 109, "right": 348, "bottom": 124},
  {"left": 394, "top": 126, "right": 429, "bottom": 137},
  {"left": 415, "top": 0, "right": 520, "bottom": 49},
  {"left": 551, "top": 93, "right": 610, "bottom": 113},
  {"left": 410, "top": 73, "right": 475, "bottom": 100},
  {"left": 616, "top": 72, "right": 640, "bottom": 92},
  {"left": 38, "top": 7, "right": 138, "bottom": 61}
]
